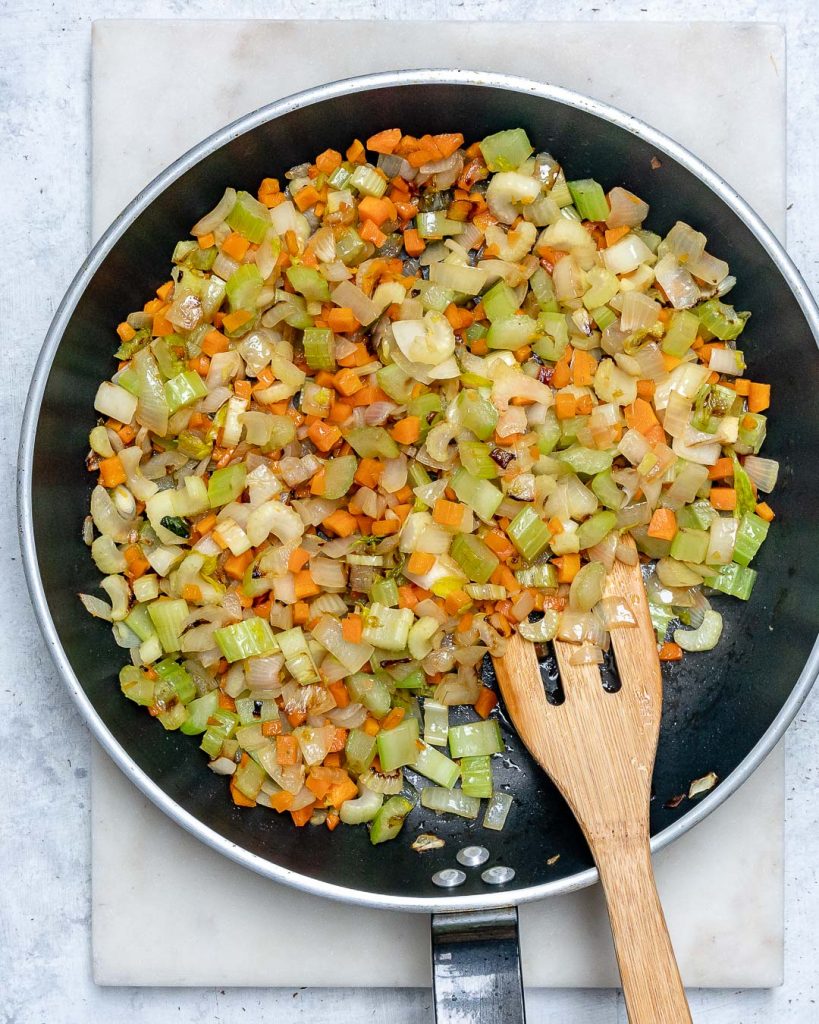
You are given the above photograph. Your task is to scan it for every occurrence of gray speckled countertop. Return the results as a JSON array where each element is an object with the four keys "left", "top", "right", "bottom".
[{"left": 2, "top": 2, "right": 818, "bottom": 1022}]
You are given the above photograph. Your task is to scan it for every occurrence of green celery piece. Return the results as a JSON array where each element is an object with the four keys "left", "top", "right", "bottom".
[
  {"left": 576, "top": 510, "right": 617, "bottom": 550},
  {"left": 376, "top": 363, "right": 414, "bottom": 403},
  {"left": 200, "top": 708, "right": 239, "bottom": 757},
  {"left": 732, "top": 455, "right": 757, "bottom": 517},
  {"left": 662, "top": 310, "right": 700, "bottom": 357},
  {"left": 515, "top": 562, "right": 558, "bottom": 588},
  {"left": 346, "top": 674, "right": 392, "bottom": 717},
  {"left": 529, "top": 267, "right": 559, "bottom": 312},
  {"left": 591, "top": 468, "right": 624, "bottom": 510},
  {"left": 460, "top": 371, "right": 493, "bottom": 389},
  {"left": 451, "top": 468, "right": 503, "bottom": 522},
  {"left": 481, "top": 280, "right": 519, "bottom": 322},
  {"left": 263, "top": 415, "right": 297, "bottom": 451},
  {"left": 479, "top": 128, "right": 533, "bottom": 171},
  {"left": 458, "top": 440, "right": 499, "bottom": 479},
  {"left": 345, "top": 728, "right": 378, "bottom": 775},
  {"left": 344, "top": 426, "right": 400, "bottom": 459},
  {"left": 164, "top": 369, "right": 208, "bottom": 415},
  {"left": 327, "top": 165, "right": 351, "bottom": 189},
  {"left": 369, "top": 795, "right": 414, "bottom": 845},
  {"left": 151, "top": 336, "right": 185, "bottom": 380},
  {"left": 737, "top": 412, "right": 767, "bottom": 453},
  {"left": 302, "top": 327, "right": 336, "bottom": 371},
  {"left": 457, "top": 390, "right": 498, "bottom": 441},
  {"left": 460, "top": 755, "right": 493, "bottom": 798},
  {"left": 649, "top": 601, "right": 674, "bottom": 643},
  {"left": 567, "top": 179, "right": 609, "bottom": 221},
  {"left": 420, "top": 787, "right": 480, "bottom": 819},
  {"left": 448, "top": 720, "right": 504, "bottom": 758},
  {"left": 235, "top": 696, "right": 278, "bottom": 725},
  {"left": 676, "top": 499, "right": 717, "bottom": 531},
  {"left": 124, "top": 602, "right": 156, "bottom": 643},
  {"left": 533, "top": 312, "right": 570, "bottom": 361},
  {"left": 536, "top": 411, "right": 561, "bottom": 455},
  {"left": 391, "top": 665, "right": 426, "bottom": 690},
  {"left": 507, "top": 506, "right": 551, "bottom": 561},
  {"left": 225, "top": 191, "right": 270, "bottom": 243},
  {"left": 486, "top": 315, "right": 538, "bottom": 350},
  {"left": 147, "top": 599, "right": 189, "bottom": 654},
  {"left": 423, "top": 700, "right": 449, "bottom": 747},
  {"left": 557, "top": 445, "right": 614, "bottom": 476},
  {"left": 371, "top": 576, "right": 400, "bottom": 607},
  {"left": 277, "top": 626, "right": 320, "bottom": 684},
  {"left": 732, "top": 512, "right": 769, "bottom": 566},
  {"left": 415, "top": 212, "right": 463, "bottom": 239},
  {"left": 412, "top": 742, "right": 461, "bottom": 789},
  {"left": 362, "top": 604, "right": 414, "bottom": 652},
  {"left": 157, "top": 703, "right": 188, "bottom": 731},
  {"left": 705, "top": 562, "right": 757, "bottom": 600},
  {"left": 214, "top": 618, "right": 278, "bottom": 662},
  {"left": 119, "top": 665, "right": 154, "bottom": 706},
  {"left": 207, "top": 463, "right": 247, "bottom": 508},
  {"left": 233, "top": 757, "right": 265, "bottom": 800},
  {"left": 336, "top": 228, "right": 367, "bottom": 266},
  {"left": 322, "top": 454, "right": 357, "bottom": 500},
  {"left": 669, "top": 527, "right": 710, "bottom": 564},
  {"left": 408, "top": 463, "right": 432, "bottom": 490},
  {"left": 114, "top": 327, "right": 151, "bottom": 361},
  {"left": 464, "top": 322, "right": 489, "bottom": 342},
  {"left": 226, "top": 263, "right": 264, "bottom": 312},
  {"left": 176, "top": 430, "right": 213, "bottom": 461},
  {"left": 450, "top": 533, "right": 500, "bottom": 584},
  {"left": 286, "top": 265, "right": 330, "bottom": 302},
  {"left": 349, "top": 164, "right": 388, "bottom": 198},
  {"left": 590, "top": 305, "right": 617, "bottom": 331},
  {"left": 695, "top": 298, "right": 750, "bottom": 341},
  {"left": 376, "top": 718, "right": 421, "bottom": 771},
  {"left": 407, "top": 392, "right": 443, "bottom": 426}
]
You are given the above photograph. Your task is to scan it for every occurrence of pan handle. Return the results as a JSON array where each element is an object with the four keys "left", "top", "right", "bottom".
[{"left": 430, "top": 906, "right": 526, "bottom": 1024}]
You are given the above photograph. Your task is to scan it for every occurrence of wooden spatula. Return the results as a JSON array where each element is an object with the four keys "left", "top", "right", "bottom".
[{"left": 493, "top": 538, "right": 692, "bottom": 1024}]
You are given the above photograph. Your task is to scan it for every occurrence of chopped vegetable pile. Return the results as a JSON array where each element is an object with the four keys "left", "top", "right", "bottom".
[{"left": 82, "top": 125, "right": 776, "bottom": 843}]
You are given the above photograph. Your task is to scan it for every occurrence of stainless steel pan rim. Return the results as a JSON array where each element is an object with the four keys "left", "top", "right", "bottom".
[{"left": 18, "top": 68, "right": 819, "bottom": 913}]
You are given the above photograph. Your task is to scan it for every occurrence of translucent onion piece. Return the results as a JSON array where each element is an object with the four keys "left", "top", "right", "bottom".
[
  {"left": 191, "top": 187, "right": 237, "bottom": 236},
  {"left": 606, "top": 187, "right": 649, "bottom": 228},
  {"left": 597, "top": 596, "right": 637, "bottom": 629},
  {"left": 743, "top": 455, "right": 779, "bottom": 494}
]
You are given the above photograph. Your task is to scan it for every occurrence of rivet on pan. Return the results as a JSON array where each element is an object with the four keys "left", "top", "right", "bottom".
[
  {"left": 432, "top": 868, "right": 466, "bottom": 888},
  {"left": 456, "top": 845, "right": 490, "bottom": 867},
  {"left": 482, "top": 865, "right": 516, "bottom": 885}
]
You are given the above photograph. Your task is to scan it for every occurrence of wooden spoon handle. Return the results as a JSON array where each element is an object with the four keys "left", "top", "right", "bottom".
[{"left": 594, "top": 837, "right": 692, "bottom": 1024}]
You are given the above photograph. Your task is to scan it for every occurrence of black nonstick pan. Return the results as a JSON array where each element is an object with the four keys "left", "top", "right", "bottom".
[{"left": 18, "top": 71, "right": 819, "bottom": 1022}]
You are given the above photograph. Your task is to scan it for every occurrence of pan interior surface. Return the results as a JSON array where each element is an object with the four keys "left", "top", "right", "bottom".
[{"left": 23, "top": 74, "right": 819, "bottom": 908}]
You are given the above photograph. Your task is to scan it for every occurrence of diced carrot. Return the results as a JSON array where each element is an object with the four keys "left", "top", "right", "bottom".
[
  {"left": 554, "top": 392, "right": 577, "bottom": 420},
  {"left": 290, "top": 804, "right": 316, "bottom": 827},
  {"left": 221, "top": 232, "right": 250, "bottom": 261},
  {"left": 325, "top": 812, "right": 341, "bottom": 831},
  {"left": 398, "top": 585, "right": 418, "bottom": 610},
  {"left": 659, "top": 642, "right": 684, "bottom": 662},
  {"left": 390, "top": 416, "right": 421, "bottom": 445},
  {"left": 358, "top": 195, "right": 395, "bottom": 226},
  {"left": 710, "top": 487, "right": 737, "bottom": 511},
  {"left": 294, "top": 570, "right": 320, "bottom": 599},
  {"left": 362, "top": 717, "right": 381, "bottom": 736},
  {"left": 342, "top": 614, "right": 363, "bottom": 644},
  {"left": 733, "top": 378, "right": 752, "bottom": 397},
  {"left": 445, "top": 589, "right": 472, "bottom": 616},
  {"left": 625, "top": 398, "right": 660, "bottom": 436},
  {"left": 662, "top": 352, "right": 682, "bottom": 372},
  {"left": 269, "top": 790, "right": 294, "bottom": 812},
  {"left": 294, "top": 185, "right": 321, "bottom": 212},
  {"left": 315, "top": 148, "right": 342, "bottom": 174},
  {"left": 310, "top": 467, "right": 326, "bottom": 496},
  {"left": 307, "top": 419, "right": 342, "bottom": 452},
  {"left": 366, "top": 128, "right": 402, "bottom": 154},
  {"left": 326, "top": 777, "right": 359, "bottom": 809},
  {"left": 322, "top": 509, "right": 358, "bottom": 537},
  {"left": 349, "top": 385, "right": 389, "bottom": 407},
  {"left": 402, "top": 228, "right": 426, "bottom": 257},
  {"left": 224, "top": 550, "right": 253, "bottom": 580},
  {"left": 116, "top": 321, "right": 136, "bottom": 343},
  {"left": 474, "top": 687, "right": 499, "bottom": 719},
  {"left": 572, "top": 350, "right": 598, "bottom": 387},
  {"left": 554, "top": 553, "right": 581, "bottom": 583},
  {"left": 155, "top": 280, "right": 174, "bottom": 302},
  {"left": 748, "top": 382, "right": 771, "bottom": 413},
  {"left": 354, "top": 457, "right": 383, "bottom": 488},
  {"left": 433, "top": 498, "right": 465, "bottom": 528},
  {"left": 287, "top": 710, "right": 306, "bottom": 727},
  {"left": 407, "top": 551, "right": 435, "bottom": 575},
  {"left": 276, "top": 734, "right": 299, "bottom": 766},
  {"left": 380, "top": 707, "right": 406, "bottom": 732},
  {"left": 551, "top": 358, "right": 571, "bottom": 390},
  {"left": 230, "top": 777, "right": 256, "bottom": 807},
  {"left": 328, "top": 680, "right": 351, "bottom": 709},
  {"left": 333, "top": 368, "right": 363, "bottom": 397},
  {"left": 484, "top": 530, "right": 514, "bottom": 559},
  {"left": 708, "top": 457, "right": 734, "bottom": 480},
  {"left": 444, "top": 303, "right": 474, "bottom": 331},
  {"left": 636, "top": 379, "right": 655, "bottom": 400},
  {"left": 194, "top": 512, "right": 218, "bottom": 536},
  {"left": 222, "top": 309, "right": 254, "bottom": 334},
  {"left": 576, "top": 394, "right": 594, "bottom": 416},
  {"left": 647, "top": 508, "right": 677, "bottom": 541},
  {"left": 218, "top": 691, "right": 236, "bottom": 711},
  {"left": 372, "top": 518, "right": 399, "bottom": 536},
  {"left": 604, "top": 225, "right": 631, "bottom": 247},
  {"left": 360, "top": 218, "right": 387, "bottom": 247},
  {"left": 644, "top": 423, "right": 666, "bottom": 447},
  {"left": 346, "top": 139, "right": 365, "bottom": 163},
  {"left": 98, "top": 455, "right": 126, "bottom": 488},
  {"left": 755, "top": 502, "right": 775, "bottom": 522},
  {"left": 181, "top": 583, "right": 202, "bottom": 604},
  {"left": 261, "top": 719, "right": 283, "bottom": 738},
  {"left": 328, "top": 727, "right": 348, "bottom": 754},
  {"left": 306, "top": 774, "right": 333, "bottom": 800},
  {"left": 329, "top": 400, "right": 353, "bottom": 424},
  {"left": 292, "top": 601, "right": 310, "bottom": 625}
]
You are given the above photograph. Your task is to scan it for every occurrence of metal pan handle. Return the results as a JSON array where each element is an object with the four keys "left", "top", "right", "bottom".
[{"left": 430, "top": 906, "right": 526, "bottom": 1024}]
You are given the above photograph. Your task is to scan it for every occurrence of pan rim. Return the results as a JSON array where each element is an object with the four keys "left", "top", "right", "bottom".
[{"left": 18, "top": 67, "right": 819, "bottom": 913}]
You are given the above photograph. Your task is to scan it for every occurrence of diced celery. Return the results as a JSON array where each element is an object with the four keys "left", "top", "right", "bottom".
[
  {"left": 407, "top": 392, "right": 443, "bottom": 425},
  {"left": 529, "top": 268, "right": 559, "bottom": 312},
  {"left": 732, "top": 512, "right": 769, "bottom": 566},
  {"left": 557, "top": 445, "right": 614, "bottom": 476},
  {"left": 163, "top": 370, "right": 208, "bottom": 415},
  {"left": 591, "top": 468, "right": 624, "bottom": 510},
  {"left": 464, "top": 322, "right": 489, "bottom": 343},
  {"left": 345, "top": 728, "right": 378, "bottom": 775},
  {"left": 457, "top": 390, "right": 498, "bottom": 441},
  {"left": 423, "top": 700, "right": 449, "bottom": 747},
  {"left": 448, "top": 719, "right": 504, "bottom": 758},
  {"left": 377, "top": 717, "right": 421, "bottom": 771},
  {"left": 336, "top": 228, "right": 367, "bottom": 266},
  {"left": 484, "top": 791, "right": 514, "bottom": 831},
  {"left": 420, "top": 786, "right": 480, "bottom": 819},
  {"left": 119, "top": 665, "right": 154, "bottom": 706},
  {"left": 233, "top": 756, "right": 265, "bottom": 799},
  {"left": 536, "top": 410, "right": 561, "bottom": 454},
  {"left": 705, "top": 562, "right": 757, "bottom": 600},
  {"left": 125, "top": 602, "right": 156, "bottom": 642},
  {"left": 349, "top": 165, "right": 388, "bottom": 198},
  {"left": 458, "top": 441, "right": 499, "bottom": 479},
  {"left": 479, "top": 128, "right": 533, "bottom": 172},
  {"left": 207, "top": 463, "right": 247, "bottom": 508},
  {"left": 662, "top": 310, "right": 700, "bottom": 356},
  {"left": 415, "top": 212, "right": 464, "bottom": 238},
  {"left": 567, "top": 179, "right": 609, "bottom": 221},
  {"left": 371, "top": 576, "right": 400, "bottom": 607},
  {"left": 450, "top": 533, "right": 499, "bottom": 584},
  {"left": 322, "top": 454, "right": 357, "bottom": 500},
  {"left": 362, "top": 603, "right": 414, "bottom": 652},
  {"left": 226, "top": 263, "right": 264, "bottom": 312},
  {"left": 533, "top": 312, "right": 570, "bottom": 361},
  {"left": 695, "top": 298, "right": 750, "bottom": 341},
  {"left": 482, "top": 280, "right": 519, "bottom": 322},
  {"left": 731, "top": 455, "right": 757, "bottom": 516},
  {"left": 669, "top": 527, "right": 710, "bottom": 564},
  {"left": 649, "top": 600, "right": 674, "bottom": 643},
  {"left": 347, "top": 673, "right": 392, "bottom": 717},
  {"left": 226, "top": 191, "right": 271, "bottom": 244},
  {"left": 264, "top": 415, "right": 297, "bottom": 451},
  {"left": 515, "top": 562, "right": 558, "bottom": 588},
  {"left": 391, "top": 664, "right": 426, "bottom": 690},
  {"left": 412, "top": 742, "right": 461, "bottom": 789},
  {"left": 486, "top": 315, "right": 538, "bottom": 350},
  {"left": 277, "top": 626, "right": 320, "bottom": 684},
  {"left": 344, "top": 426, "right": 400, "bottom": 459},
  {"left": 590, "top": 305, "right": 617, "bottom": 331},
  {"left": 460, "top": 755, "right": 493, "bottom": 798},
  {"left": 676, "top": 499, "right": 717, "bottom": 531},
  {"left": 147, "top": 599, "right": 189, "bottom": 654},
  {"left": 200, "top": 708, "right": 239, "bottom": 757},
  {"left": 408, "top": 463, "right": 432, "bottom": 490},
  {"left": 302, "top": 327, "right": 336, "bottom": 371},
  {"left": 157, "top": 703, "right": 188, "bottom": 731},
  {"left": 177, "top": 430, "right": 213, "bottom": 461},
  {"left": 576, "top": 510, "right": 618, "bottom": 550},
  {"left": 154, "top": 657, "right": 196, "bottom": 704},
  {"left": 451, "top": 468, "right": 503, "bottom": 522},
  {"left": 286, "top": 265, "right": 330, "bottom": 302},
  {"left": 737, "top": 413, "right": 767, "bottom": 454},
  {"left": 235, "top": 696, "right": 278, "bottom": 726},
  {"left": 340, "top": 786, "right": 383, "bottom": 825},
  {"left": 215, "top": 618, "right": 278, "bottom": 663},
  {"left": 327, "top": 165, "right": 351, "bottom": 189},
  {"left": 377, "top": 364, "right": 414, "bottom": 403},
  {"left": 507, "top": 506, "right": 551, "bottom": 561},
  {"left": 369, "top": 795, "right": 414, "bottom": 844}
]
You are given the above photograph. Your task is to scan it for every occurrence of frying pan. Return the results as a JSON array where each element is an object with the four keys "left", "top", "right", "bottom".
[{"left": 18, "top": 70, "right": 819, "bottom": 1021}]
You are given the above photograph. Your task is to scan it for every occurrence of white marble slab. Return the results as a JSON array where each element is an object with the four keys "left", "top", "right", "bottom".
[{"left": 90, "top": 17, "right": 786, "bottom": 990}]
